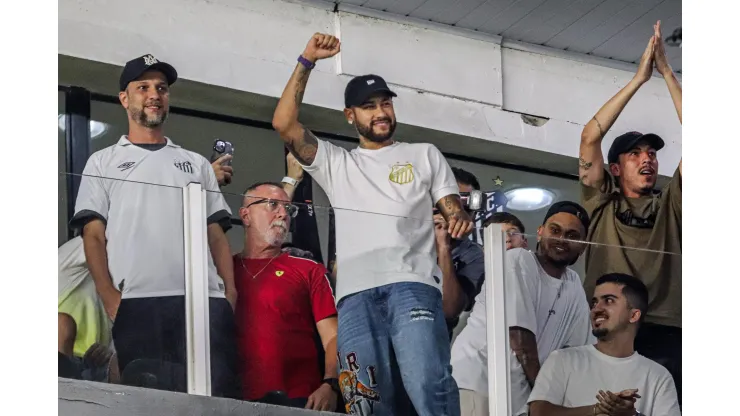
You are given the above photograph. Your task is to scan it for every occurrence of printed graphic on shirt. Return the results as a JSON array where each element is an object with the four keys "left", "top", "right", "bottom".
[
  {"left": 338, "top": 352, "right": 381, "bottom": 415},
  {"left": 275, "top": 270, "right": 284, "bottom": 277},
  {"left": 173, "top": 160, "right": 194, "bottom": 174},
  {"left": 388, "top": 163, "right": 414, "bottom": 185}
]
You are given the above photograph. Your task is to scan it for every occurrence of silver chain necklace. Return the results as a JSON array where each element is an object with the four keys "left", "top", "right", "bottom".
[
  {"left": 543, "top": 281, "right": 565, "bottom": 330},
  {"left": 240, "top": 252, "right": 280, "bottom": 279},
  {"left": 537, "top": 254, "right": 566, "bottom": 331}
]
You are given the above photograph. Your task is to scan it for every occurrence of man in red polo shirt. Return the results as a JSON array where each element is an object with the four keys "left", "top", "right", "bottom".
[{"left": 234, "top": 181, "right": 339, "bottom": 411}]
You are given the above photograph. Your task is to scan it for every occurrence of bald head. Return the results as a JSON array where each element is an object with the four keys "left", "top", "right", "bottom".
[{"left": 242, "top": 182, "right": 289, "bottom": 207}]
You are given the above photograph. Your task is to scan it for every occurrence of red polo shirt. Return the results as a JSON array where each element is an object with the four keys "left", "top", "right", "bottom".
[{"left": 233, "top": 253, "right": 337, "bottom": 401}]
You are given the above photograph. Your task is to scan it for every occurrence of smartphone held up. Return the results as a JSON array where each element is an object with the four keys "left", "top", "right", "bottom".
[{"left": 211, "top": 139, "right": 234, "bottom": 166}]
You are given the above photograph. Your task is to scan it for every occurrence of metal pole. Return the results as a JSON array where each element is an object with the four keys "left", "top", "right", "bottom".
[
  {"left": 64, "top": 86, "right": 91, "bottom": 240},
  {"left": 484, "top": 223, "right": 511, "bottom": 416},
  {"left": 182, "top": 182, "right": 212, "bottom": 396}
]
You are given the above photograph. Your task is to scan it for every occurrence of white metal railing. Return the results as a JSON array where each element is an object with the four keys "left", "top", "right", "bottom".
[
  {"left": 182, "top": 182, "right": 212, "bottom": 396},
  {"left": 483, "top": 224, "right": 512, "bottom": 416}
]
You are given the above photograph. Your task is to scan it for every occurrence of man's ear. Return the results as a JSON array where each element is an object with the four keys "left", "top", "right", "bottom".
[
  {"left": 239, "top": 206, "right": 250, "bottom": 227},
  {"left": 609, "top": 162, "right": 621, "bottom": 178},
  {"left": 343, "top": 108, "right": 354, "bottom": 124},
  {"left": 536, "top": 225, "right": 543, "bottom": 242},
  {"left": 119, "top": 91, "right": 129, "bottom": 109}
]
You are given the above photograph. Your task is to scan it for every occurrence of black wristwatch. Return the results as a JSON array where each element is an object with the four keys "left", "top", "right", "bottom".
[{"left": 322, "top": 377, "right": 340, "bottom": 394}]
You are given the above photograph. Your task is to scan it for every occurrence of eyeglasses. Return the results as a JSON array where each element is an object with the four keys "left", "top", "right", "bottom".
[{"left": 244, "top": 198, "right": 299, "bottom": 218}]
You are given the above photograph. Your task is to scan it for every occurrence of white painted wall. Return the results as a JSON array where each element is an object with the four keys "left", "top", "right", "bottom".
[{"left": 58, "top": 0, "right": 682, "bottom": 176}]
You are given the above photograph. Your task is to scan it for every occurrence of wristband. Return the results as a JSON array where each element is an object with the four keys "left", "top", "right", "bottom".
[
  {"left": 297, "top": 55, "right": 316, "bottom": 70},
  {"left": 281, "top": 176, "right": 299, "bottom": 187},
  {"left": 322, "top": 377, "right": 340, "bottom": 394}
]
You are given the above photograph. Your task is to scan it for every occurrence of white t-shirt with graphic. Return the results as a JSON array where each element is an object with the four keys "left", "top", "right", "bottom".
[
  {"left": 528, "top": 345, "right": 681, "bottom": 416},
  {"left": 73, "top": 136, "right": 231, "bottom": 299},
  {"left": 451, "top": 248, "right": 594, "bottom": 415},
  {"left": 301, "top": 139, "right": 459, "bottom": 302}
]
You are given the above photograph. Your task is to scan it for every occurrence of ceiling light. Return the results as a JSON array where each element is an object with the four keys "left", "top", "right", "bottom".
[
  {"left": 504, "top": 187, "right": 555, "bottom": 211},
  {"left": 58, "top": 114, "right": 110, "bottom": 139}
]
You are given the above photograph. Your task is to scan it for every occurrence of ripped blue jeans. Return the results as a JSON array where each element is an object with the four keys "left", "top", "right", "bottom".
[{"left": 336, "top": 282, "right": 460, "bottom": 416}]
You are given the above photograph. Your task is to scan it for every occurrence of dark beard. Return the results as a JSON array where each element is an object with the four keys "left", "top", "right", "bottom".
[
  {"left": 356, "top": 119, "right": 396, "bottom": 143},
  {"left": 539, "top": 242, "right": 578, "bottom": 267},
  {"left": 638, "top": 185, "right": 655, "bottom": 195},
  {"left": 592, "top": 328, "right": 608, "bottom": 339},
  {"left": 131, "top": 106, "right": 168, "bottom": 128}
]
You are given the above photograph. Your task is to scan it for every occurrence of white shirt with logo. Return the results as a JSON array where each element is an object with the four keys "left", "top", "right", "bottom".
[
  {"left": 528, "top": 345, "right": 681, "bottom": 416},
  {"left": 301, "top": 139, "right": 459, "bottom": 302},
  {"left": 73, "top": 136, "right": 231, "bottom": 299},
  {"left": 451, "top": 248, "right": 594, "bottom": 415}
]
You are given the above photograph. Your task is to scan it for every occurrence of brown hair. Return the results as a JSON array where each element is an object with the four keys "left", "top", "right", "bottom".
[{"left": 483, "top": 212, "right": 525, "bottom": 233}]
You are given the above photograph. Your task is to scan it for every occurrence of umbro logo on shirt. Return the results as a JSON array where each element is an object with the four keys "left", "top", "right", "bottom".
[
  {"left": 117, "top": 162, "right": 136, "bottom": 171},
  {"left": 174, "top": 160, "right": 194, "bottom": 174}
]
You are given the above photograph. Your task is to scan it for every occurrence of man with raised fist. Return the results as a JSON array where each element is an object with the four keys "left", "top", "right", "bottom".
[{"left": 271, "top": 32, "right": 472, "bottom": 415}]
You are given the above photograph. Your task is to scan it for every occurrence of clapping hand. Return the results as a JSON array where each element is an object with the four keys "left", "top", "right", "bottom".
[
  {"left": 595, "top": 389, "right": 640, "bottom": 416},
  {"left": 652, "top": 20, "right": 673, "bottom": 77}
]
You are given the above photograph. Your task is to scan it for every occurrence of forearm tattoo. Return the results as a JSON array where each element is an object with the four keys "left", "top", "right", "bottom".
[
  {"left": 439, "top": 195, "right": 461, "bottom": 215},
  {"left": 294, "top": 65, "right": 310, "bottom": 104},
  {"left": 444, "top": 196, "right": 454, "bottom": 211},
  {"left": 579, "top": 157, "right": 593, "bottom": 170}
]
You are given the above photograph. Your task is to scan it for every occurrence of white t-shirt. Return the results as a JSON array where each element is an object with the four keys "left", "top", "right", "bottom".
[
  {"left": 451, "top": 248, "right": 594, "bottom": 415},
  {"left": 58, "top": 237, "right": 113, "bottom": 357},
  {"left": 301, "top": 139, "right": 459, "bottom": 302},
  {"left": 58, "top": 236, "right": 89, "bottom": 300},
  {"left": 73, "top": 136, "right": 232, "bottom": 299},
  {"left": 528, "top": 345, "right": 681, "bottom": 416}
]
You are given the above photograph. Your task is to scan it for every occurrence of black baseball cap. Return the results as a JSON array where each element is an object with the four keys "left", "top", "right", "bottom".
[
  {"left": 543, "top": 201, "right": 590, "bottom": 231},
  {"left": 119, "top": 54, "right": 178, "bottom": 92},
  {"left": 607, "top": 131, "right": 665, "bottom": 164},
  {"left": 344, "top": 74, "right": 397, "bottom": 108}
]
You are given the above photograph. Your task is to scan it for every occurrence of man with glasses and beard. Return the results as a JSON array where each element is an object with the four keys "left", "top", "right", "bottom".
[
  {"left": 271, "top": 33, "right": 473, "bottom": 415},
  {"left": 71, "top": 55, "right": 238, "bottom": 396},
  {"left": 528, "top": 274, "right": 680, "bottom": 416},
  {"left": 452, "top": 201, "right": 594, "bottom": 416},
  {"left": 234, "top": 182, "right": 339, "bottom": 411}
]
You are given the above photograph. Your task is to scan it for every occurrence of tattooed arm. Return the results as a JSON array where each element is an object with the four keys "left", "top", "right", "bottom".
[
  {"left": 580, "top": 34, "right": 657, "bottom": 188},
  {"left": 272, "top": 33, "right": 341, "bottom": 166},
  {"left": 435, "top": 195, "right": 474, "bottom": 239}
]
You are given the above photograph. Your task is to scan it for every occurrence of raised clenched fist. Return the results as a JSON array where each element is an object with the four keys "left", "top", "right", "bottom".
[{"left": 302, "top": 33, "right": 341, "bottom": 63}]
